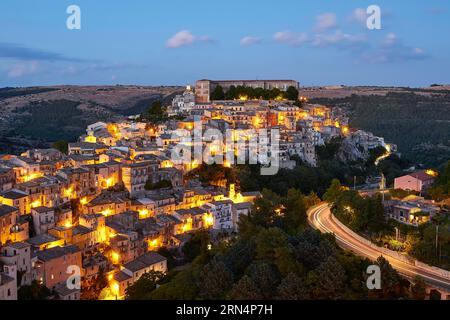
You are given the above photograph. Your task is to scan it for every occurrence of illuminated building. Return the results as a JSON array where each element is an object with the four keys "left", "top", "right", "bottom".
[
  {"left": 0, "top": 242, "right": 33, "bottom": 286},
  {"left": 394, "top": 171, "right": 437, "bottom": 193},
  {"left": 111, "top": 252, "right": 167, "bottom": 299},
  {"left": 0, "top": 189, "right": 29, "bottom": 215},
  {"left": 31, "top": 206, "right": 55, "bottom": 236},
  {"left": 0, "top": 205, "right": 28, "bottom": 245},
  {"left": 34, "top": 245, "right": 82, "bottom": 290}
]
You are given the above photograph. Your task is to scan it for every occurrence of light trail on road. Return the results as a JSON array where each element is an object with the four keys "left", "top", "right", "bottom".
[{"left": 307, "top": 203, "right": 450, "bottom": 291}]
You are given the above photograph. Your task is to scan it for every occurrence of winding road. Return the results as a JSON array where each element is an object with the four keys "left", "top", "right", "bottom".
[{"left": 308, "top": 203, "right": 450, "bottom": 292}]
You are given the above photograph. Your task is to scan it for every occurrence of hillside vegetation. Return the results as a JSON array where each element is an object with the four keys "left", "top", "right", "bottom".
[{"left": 311, "top": 92, "right": 450, "bottom": 168}]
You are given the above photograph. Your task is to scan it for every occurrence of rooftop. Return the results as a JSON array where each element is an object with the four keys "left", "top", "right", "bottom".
[{"left": 123, "top": 252, "right": 166, "bottom": 273}]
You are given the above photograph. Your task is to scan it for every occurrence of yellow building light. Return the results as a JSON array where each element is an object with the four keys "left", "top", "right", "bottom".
[
  {"left": 31, "top": 200, "right": 41, "bottom": 208},
  {"left": 23, "top": 172, "right": 43, "bottom": 182},
  {"left": 161, "top": 161, "right": 174, "bottom": 168},
  {"left": 101, "top": 208, "right": 113, "bottom": 217},
  {"left": 105, "top": 177, "right": 115, "bottom": 188},
  {"left": 138, "top": 208, "right": 150, "bottom": 219},
  {"left": 425, "top": 169, "right": 438, "bottom": 177},
  {"left": 64, "top": 220, "right": 73, "bottom": 228},
  {"left": 107, "top": 123, "right": 121, "bottom": 139},
  {"left": 63, "top": 186, "right": 75, "bottom": 199},
  {"left": 111, "top": 251, "right": 120, "bottom": 265},
  {"left": 181, "top": 218, "right": 193, "bottom": 233},
  {"left": 238, "top": 95, "right": 248, "bottom": 101},
  {"left": 203, "top": 213, "right": 214, "bottom": 228},
  {"left": 85, "top": 135, "right": 97, "bottom": 143},
  {"left": 111, "top": 281, "right": 120, "bottom": 296},
  {"left": 148, "top": 239, "right": 160, "bottom": 250},
  {"left": 80, "top": 197, "right": 88, "bottom": 205}
]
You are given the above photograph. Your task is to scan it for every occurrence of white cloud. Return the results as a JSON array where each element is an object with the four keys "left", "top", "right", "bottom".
[
  {"left": 384, "top": 33, "right": 398, "bottom": 45},
  {"left": 314, "top": 13, "right": 337, "bottom": 32},
  {"left": 273, "top": 31, "right": 308, "bottom": 46},
  {"left": 240, "top": 36, "right": 262, "bottom": 46},
  {"left": 362, "top": 33, "right": 428, "bottom": 63},
  {"left": 166, "top": 30, "right": 214, "bottom": 48},
  {"left": 7, "top": 61, "right": 39, "bottom": 78},
  {"left": 312, "top": 30, "right": 367, "bottom": 49},
  {"left": 348, "top": 8, "right": 367, "bottom": 25}
]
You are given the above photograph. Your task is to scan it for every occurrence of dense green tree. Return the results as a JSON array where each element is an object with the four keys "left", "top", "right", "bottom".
[
  {"left": 246, "top": 262, "right": 281, "bottom": 299},
  {"left": 291, "top": 229, "right": 337, "bottom": 270},
  {"left": 18, "top": 281, "right": 52, "bottom": 300},
  {"left": 276, "top": 272, "right": 310, "bottom": 300},
  {"left": 323, "top": 179, "right": 343, "bottom": 204},
  {"left": 228, "top": 275, "right": 263, "bottom": 300},
  {"left": 182, "top": 230, "right": 210, "bottom": 262},
  {"left": 255, "top": 227, "right": 288, "bottom": 260},
  {"left": 145, "top": 179, "right": 172, "bottom": 190},
  {"left": 52, "top": 140, "right": 68, "bottom": 154},
  {"left": 368, "top": 256, "right": 407, "bottom": 299},
  {"left": 141, "top": 100, "right": 167, "bottom": 124},
  {"left": 149, "top": 265, "right": 201, "bottom": 299},
  {"left": 221, "top": 240, "right": 256, "bottom": 278},
  {"left": 210, "top": 85, "right": 225, "bottom": 100},
  {"left": 304, "top": 191, "right": 321, "bottom": 208},
  {"left": 199, "top": 259, "right": 234, "bottom": 299},
  {"left": 285, "top": 86, "right": 299, "bottom": 101},
  {"left": 283, "top": 188, "right": 308, "bottom": 232},
  {"left": 307, "top": 256, "right": 346, "bottom": 299},
  {"left": 125, "top": 271, "right": 165, "bottom": 300},
  {"left": 429, "top": 161, "right": 450, "bottom": 201},
  {"left": 185, "top": 163, "right": 237, "bottom": 187},
  {"left": 311, "top": 92, "right": 450, "bottom": 168},
  {"left": 81, "top": 266, "right": 108, "bottom": 300},
  {"left": 225, "top": 85, "right": 237, "bottom": 100}
]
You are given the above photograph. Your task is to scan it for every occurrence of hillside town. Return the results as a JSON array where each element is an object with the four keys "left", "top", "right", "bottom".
[{"left": 0, "top": 79, "right": 445, "bottom": 300}]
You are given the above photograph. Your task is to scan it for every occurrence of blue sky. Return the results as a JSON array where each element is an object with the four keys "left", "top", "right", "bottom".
[{"left": 0, "top": 0, "right": 449, "bottom": 87}]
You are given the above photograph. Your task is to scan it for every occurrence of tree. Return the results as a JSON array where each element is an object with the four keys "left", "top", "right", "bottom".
[
  {"left": 255, "top": 227, "right": 288, "bottom": 260},
  {"left": 145, "top": 179, "right": 172, "bottom": 190},
  {"left": 182, "top": 230, "right": 210, "bottom": 262},
  {"left": 284, "top": 188, "right": 307, "bottom": 232},
  {"left": 368, "top": 256, "right": 406, "bottom": 299},
  {"left": 323, "top": 179, "right": 343, "bottom": 204},
  {"left": 228, "top": 276, "right": 263, "bottom": 300},
  {"left": 81, "top": 266, "right": 108, "bottom": 300},
  {"left": 199, "top": 259, "right": 233, "bottom": 299},
  {"left": 125, "top": 270, "right": 165, "bottom": 300},
  {"left": 225, "top": 85, "right": 237, "bottom": 100},
  {"left": 149, "top": 266, "right": 200, "bottom": 300},
  {"left": 429, "top": 161, "right": 450, "bottom": 201},
  {"left": 246, "top": 262, "right": 281, "bottom": 299},
  {"left": 285, "top": 86, "right": 299, "bottom": 101},
  {"left": 276, "top": 272, "right": 310, "bottom": 300},
  {"left": 141, "top": 100, "right": 167, "bottom": 124},
  {"left": 18, "top": 281, "right": 52, "bottom": 300},
  {"left": 304, "top": 191, "right": 321, "bottom": 208},
  {"left": 410, "top": 276, "right": 426, "bottom": 300},
  {"left": 210, "top": 85, "right": 225, "bottom": 100},
  {"left": 307, "top": 256, "right": 346, "bottom": 299},
  {"left": 52, "top": 140, "right": 68, "bottom": 154}
]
